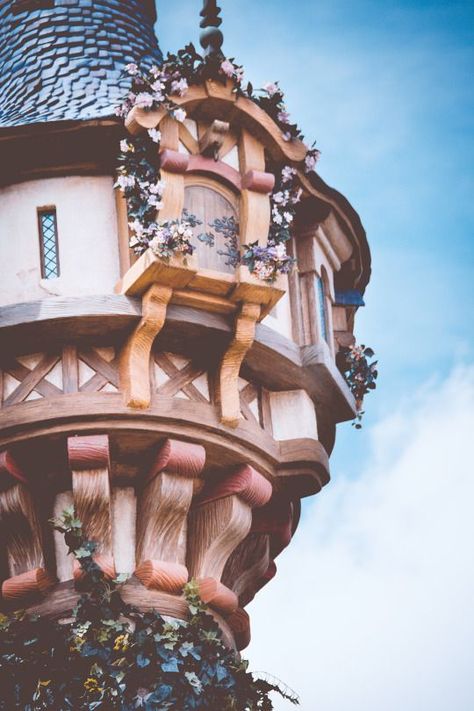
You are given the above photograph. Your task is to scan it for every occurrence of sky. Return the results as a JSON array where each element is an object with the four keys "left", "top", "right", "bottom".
[{"left": 156, "top": 2, "right": 474, "bottom": 708}]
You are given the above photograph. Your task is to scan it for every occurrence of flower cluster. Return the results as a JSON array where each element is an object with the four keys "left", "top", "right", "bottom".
[
  {"left": 242, "top": 242, "right": 294, "bottom": 283},
  {"left": 148, "top": 213, "right": 199, "bottom": 260},
  {"left": 0, "top": 510, "right": 298, "bottom": 710},
  {"left": 339, "top": 344, "right": 378, "bottom": 428},
  {"left": 115, "top": 44, "right": 322, "bottom": 281}
]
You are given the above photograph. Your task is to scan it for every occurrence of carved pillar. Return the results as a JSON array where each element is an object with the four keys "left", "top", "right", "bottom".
[
  {"left": 135, "top": 439, "right": 206, "bottom": 593},
  {"left": 187, "top": 465, "right": 272, "bottom": 614},
  {"left": 0, "top": 450, "right": 54, "bottom": 602},
  {"left": 67, "top": 434, "right": 115, "bottom": 579}
]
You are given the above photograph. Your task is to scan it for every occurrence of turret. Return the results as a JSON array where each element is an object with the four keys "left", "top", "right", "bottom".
[{"left": 0, "top": 0, "right": 371, "bottom": 654}]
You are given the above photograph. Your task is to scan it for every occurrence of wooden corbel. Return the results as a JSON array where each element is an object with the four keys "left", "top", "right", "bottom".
[
  {"left": 0, "top": 450, "right": 55, "bottom": 602},
  {"left": 199, "top": 119, "right": 230, "bottom": 159},
  {"left": 187, "top": 465, "right": 272, "bottom": 614},
  {"left": 67, "top": 435, "right": 115, "bottom": 580},
  {"left": 135, "top": 439, "right": 206, "bottom": 593},
  {"left": 222, "top": 494, "right": 294, "bottom": 608},
  {"left": 119, "top": 283, "right": 172, "bottom": 409},
  {"left": 218, "top": 301, "right": 261, "bottom": 428}
]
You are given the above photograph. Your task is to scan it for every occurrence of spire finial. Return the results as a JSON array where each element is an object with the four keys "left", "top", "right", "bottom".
[{"left": 199, "top": 0, "right": 224, "bottom": 57}]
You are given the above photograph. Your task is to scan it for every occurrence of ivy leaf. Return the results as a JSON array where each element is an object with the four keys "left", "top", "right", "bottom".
[
  {"left": 161, "top": 658, "right": 179, "bottom": 673},
  {"left": 137, "top": 654, "right": 151, "bottom": 668}
]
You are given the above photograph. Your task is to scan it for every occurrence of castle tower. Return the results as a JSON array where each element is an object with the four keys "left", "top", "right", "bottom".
[{"left": 0, "top": 0, "right": 371, "bottom": 654}]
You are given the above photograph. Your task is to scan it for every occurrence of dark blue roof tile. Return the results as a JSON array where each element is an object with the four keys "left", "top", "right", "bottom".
[{"left": 0, "top": 0, "right": 162, "bottom": 127}]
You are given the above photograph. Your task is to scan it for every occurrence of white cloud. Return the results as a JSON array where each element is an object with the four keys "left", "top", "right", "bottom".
[{"left": 247, "top": 365, "right": 474, "bottom": 711}]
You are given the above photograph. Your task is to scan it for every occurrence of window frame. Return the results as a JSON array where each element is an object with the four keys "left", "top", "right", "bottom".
[{"left": 37, "top": 205, "right": 60, "bottom": 280}]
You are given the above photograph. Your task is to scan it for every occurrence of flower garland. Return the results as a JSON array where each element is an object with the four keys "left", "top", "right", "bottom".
[
  {"left": 115, "top": 44, "right": 321, "bottom": 283},
  {"left": 339, "top": 344, "right": 378, "bottom": 428}
]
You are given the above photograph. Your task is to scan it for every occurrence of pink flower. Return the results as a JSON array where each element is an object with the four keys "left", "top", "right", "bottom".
[
  {"left": 171, "top": 77, "right": 189, "bottom": 96},
  {"left": 262, "top": 82, "right": 279, "bottom": 97},
  {"left": 220, "top": 59, "right": 235, "bottom": 78},
  {"left": 281, "top": 166, "right": 296, "bottom": 182},
  {"left": 135, "top": 92, "right": 154, "bottom": 108},
  {"left": 277, "top": 110, "right": 291, "bottom": 124},
  {"left": 125, "top": 63, "right": 138, "bottom": 76}
]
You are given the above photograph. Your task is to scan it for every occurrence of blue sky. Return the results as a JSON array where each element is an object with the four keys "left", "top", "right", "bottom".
[{"left": 156, "top": 3, "right": 474, "bottom": 708}]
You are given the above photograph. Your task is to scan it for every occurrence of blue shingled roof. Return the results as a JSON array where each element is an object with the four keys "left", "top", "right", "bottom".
[{"left": 0, "top": 0, "right": 162, "bottom": 127}]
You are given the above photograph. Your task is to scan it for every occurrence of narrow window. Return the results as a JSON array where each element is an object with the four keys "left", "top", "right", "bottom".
[
  {"left": 316, "top": 275, "right": 329, "bottom": 342},
  {"left": 37, "top": 207, "right": 60, "bottom": 279}
]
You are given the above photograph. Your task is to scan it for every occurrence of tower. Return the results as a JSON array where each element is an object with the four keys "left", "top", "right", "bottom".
[{"left": 0, "top": 0, "right": 371, "bottom": 659}]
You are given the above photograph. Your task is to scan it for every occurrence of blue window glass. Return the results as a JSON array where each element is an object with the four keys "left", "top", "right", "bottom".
[
  {"left": 316, "top": 275, "right": 328, "bottom": 342},
  {"left": 38, "top": 208, "right": 60, "bottom": 279}
]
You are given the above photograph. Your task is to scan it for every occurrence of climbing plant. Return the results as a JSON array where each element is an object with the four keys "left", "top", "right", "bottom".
[
  {"left": 339, "top": 344, "right": 378, "bottom": 428},
  {"left": 0, "top": 510, "right": 298, "bottom": 710}
]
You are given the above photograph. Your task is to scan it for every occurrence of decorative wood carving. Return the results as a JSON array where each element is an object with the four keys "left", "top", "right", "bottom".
[
  {"left": 241, "top": 170, "right": 275, "bottom": 194},
  {"left": 187, "top": 155, "right": 242, "bottom": 190},
  {"left": 187, "top": 465, "right": 272, "bottom": 614},
  {"left": 0, "top": 450, "right": 54, "bottom": 601},
  {"left": 135, "top": 439, "right": 205, "bottom": 593},
  {"left": 159, "top": 148, "right": 189, "bottom": 174},
  {"left": 199, "top": 119, "right": 230, "bottom": 159},
  {"left": 67, "top": 434, "right": 115, "bottom": 578},
  {"left": 221, "top": 532, "right": 270, "bottom": 603},
  {"left": 227, "top": 606, "right": 251, "bottom": 650},
  {"left": 218, "top": 302, "right": 261, "bottom": 427},
  {"left": 120, "top": 284, "right": 172, "bottom": 409},
  {"left": 124, "top": 83, "right": 307, "bottom": 163}
]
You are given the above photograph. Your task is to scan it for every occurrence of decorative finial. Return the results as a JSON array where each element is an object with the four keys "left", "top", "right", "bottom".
[{"left": 199, "top": 0, "right": 224, "bottom": 57}]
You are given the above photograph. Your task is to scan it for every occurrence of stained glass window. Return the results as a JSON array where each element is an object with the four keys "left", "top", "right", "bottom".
[{"left": 38, "top": 208, "right": 60, "bottom": 279}]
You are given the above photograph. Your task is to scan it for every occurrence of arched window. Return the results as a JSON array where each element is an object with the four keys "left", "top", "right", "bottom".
[{"left": 183, "top": 177, "right": 239, "bottom": 274}]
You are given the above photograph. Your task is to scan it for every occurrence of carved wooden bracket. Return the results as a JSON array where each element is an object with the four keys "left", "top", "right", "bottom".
[
  {"left": 135, "top": 439, "right": 206, "bottom": 593},
  {"left": 218, "top": 301, "right": 261, "bottom": 427},
  {"left": 67, "top": 434, "right": 115, "bottom": 579},
  {"left": 119, "top": 283, "right": 172, "bottom": 409},
  {"left": 187, "top": 465, "right": 272, "bottom": 614},
  {"left": 199, "top": 119, "right": 230, "bottom": 159},
  {"left": 0, "top": 449, "right": 54, "bottom": 603}
]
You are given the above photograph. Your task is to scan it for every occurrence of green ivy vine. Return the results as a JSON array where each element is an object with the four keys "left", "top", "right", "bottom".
[{"left": 0, "top": 510, "right": 298, "bottom": 710}]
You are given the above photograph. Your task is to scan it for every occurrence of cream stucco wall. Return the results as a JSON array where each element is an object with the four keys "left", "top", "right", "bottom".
[{"left": 0, "top": 176, "right": 120, "bottom": 306}]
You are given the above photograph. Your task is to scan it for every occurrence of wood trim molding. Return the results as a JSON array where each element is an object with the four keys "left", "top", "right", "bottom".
[
  {"left": 124, "top": 82, "right": 307, "bottom": 164},
  {"left": 186, "top": 155, "right": 242, "bottom": 191},
  {"left": 0, "top": 297, "right": 356, "bottom": 423}
]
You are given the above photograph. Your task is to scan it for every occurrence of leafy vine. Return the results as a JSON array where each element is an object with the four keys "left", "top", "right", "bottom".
[
  {"left": 339, "top": 344, "right": 378, "bottom": 428},
  {"left": 115, "top": 44, "right": 321, "bottom": 283},
  {"left": 0, "top": 510, "right": 298, "bottom": 710}
]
